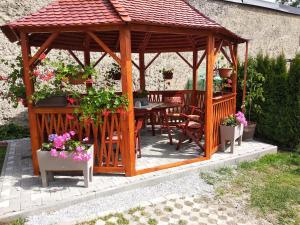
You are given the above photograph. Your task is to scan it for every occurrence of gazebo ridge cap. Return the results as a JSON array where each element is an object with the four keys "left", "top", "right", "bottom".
[{"left": 1, "top": 0, "right": 247, "bottom": 43}]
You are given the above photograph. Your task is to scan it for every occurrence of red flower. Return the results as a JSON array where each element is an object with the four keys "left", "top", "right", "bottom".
[
  {"left": 66, "top": 114, "right": 74, "bottom": 120},
  {"left": 39, "top": 53, "right": 46, "bottom": 61},
  {"left": 32, "top": 70, "right": 40, "bottom": 77},
  {"left": 41, "top": 72, "right": 54, "bottom": 81},
  {"left": 103, "top": 110, "right": 110, "bottom": 116},
  {"left": 67, "top": 97, "right": 75, "bottom": 104},
  {"left": 85, "top": 79, "right": 93, "bottom": 84},
  {"left": 0, "top": 75, "right": 8, "bottom": 81}
]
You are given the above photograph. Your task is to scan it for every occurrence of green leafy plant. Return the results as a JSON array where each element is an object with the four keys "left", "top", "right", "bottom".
[
  {"left": 0, "top": 56, "right": 26, "bottom": 107},
  {"left": 0, "top": 123, "right": 30, "bottom": 141},
  {"left": 76, "top": 87, "right": 128, "bottom": 121},
  {"left": 222, "top": 112, "right": 247, "bottom": 127},
  {"left": 217, "top": 55, "right": 232, "bottom": 69},
  {"left": 106, "top": 62, "right": 121, "bottom": 80},
  {"left": 134, "top": 90, "right": 149, "bottom": 98}
]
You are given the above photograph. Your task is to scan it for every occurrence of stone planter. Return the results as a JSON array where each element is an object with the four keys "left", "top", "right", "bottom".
[
  {"left": 134, "top": 97, "right": 149, "bottom": 106},
  {"left": 243, "top": 121, "right": 256, "bottom": 141},
  {"left": 37, "top": 146, "right": 94, "bottom": 187},
  {"left": 35, "top": 96, "right": 67, "bottom": 107},
  {"left": 220, "top": 124, "right": 244, "bottom": 153}
]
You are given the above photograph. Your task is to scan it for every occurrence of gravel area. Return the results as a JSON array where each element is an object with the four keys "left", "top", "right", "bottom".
[{"left": 26, "top": 172, "right": 213, "bottom": 225}]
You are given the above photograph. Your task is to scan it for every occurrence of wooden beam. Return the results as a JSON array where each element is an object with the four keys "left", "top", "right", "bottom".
[
  {"left": 32, "top": 47, "right": 52, "bottom": 68},
  {"left": 242, "top": 41, "right": 249, "bottom": 113},
  {"left": 20, "top": 32, "right": 40, "bottom": 175},
  {"left": 138, "top": 33, "right": 151, "bottom": 52},
  {"left": 132, "top": 60, "right": 140, "bottom": 70},
  {"left": 192, "top": 48, "right": 198, "bottom": 91},
  {"left": 232, "top": 44, "right": 238, "bottom": 112},
  {"left": 84, "top": 34, "right": 91, "bottom": 88},
  {"left": 176, "top": 52, "right": 193, "bottom": 69},
  {"left": 67, "top": 50, "right": 84, "bottom": 68},
  {"left": 120, "top": 26, "right": 135, "bottom": 176},
  {"left": 145, "top": 52, "right": 161, "bottom": 70},
  {"left": 196, "top": 50, "right": 206, "bottom": 69},
  {"left": 220, "top": 47, "right": 233, "bottom": 65},
  {"left": 205, "top": 34, "right": 215, "bottom": 158},
  {"left": 229, "top": 44, "right": 237, "bottom": 67},
  {"left": 139, "top": 51, "right": 146, "bottom": 90},
  {"left": 29, "top": 32, "right": 59, "bottom": 66},
  {"left": 88, "top": 31, "right": 121, "bottom": 65},
  {"left": 214, "top": 40, "right": 223, "bottom": 56},
  {"left": 93, "top": 53, "right": 107, "bottom": 68}
]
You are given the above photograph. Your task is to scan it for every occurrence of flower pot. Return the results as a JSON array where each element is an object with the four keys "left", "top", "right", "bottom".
[
  {"left": 218, "top": 68, "right": 232, "bottom": 78},
  {"left": 112, "top": 72, "right": 121, "bottom": 80},
  {"left": 68, "top": 72, "right": 87, "bottom": 85},
  {"left": 242, "top": 121, "right": 256, "bottom": 141},
  {"left": 220, "top": 124, "right": 244, "bottom": 153},
  {"left": 37, "top": 146, "right": 94, "bottom": 187},
  {"left": 35, "top": 96, "right": 67, "bottom": 107},
  {"left": 163, "top": 72, "right": 173, "bottom": 80},
  {"left": 134, "top": 97, "right": 149, "bottom": 106}
]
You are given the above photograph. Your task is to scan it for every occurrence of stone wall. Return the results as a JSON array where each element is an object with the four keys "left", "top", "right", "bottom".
[{"left": 0, "top": 0, "right": 299, "bottom": 126}]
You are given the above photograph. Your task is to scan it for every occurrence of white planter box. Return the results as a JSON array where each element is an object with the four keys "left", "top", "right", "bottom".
[
  {"left": 220, "top": 124, "right": 244, "bottom": 153},
  {"left": 37, "top": 145, "right": 94, "bottom": 188}
]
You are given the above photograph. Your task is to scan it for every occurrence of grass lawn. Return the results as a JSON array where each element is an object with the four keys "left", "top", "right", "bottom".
[
  {"left": 201, "top": 152, "right": 300, "bottom": 225},
  {"left": 0, "top": 145, "right": 7, "bottom": 174}
]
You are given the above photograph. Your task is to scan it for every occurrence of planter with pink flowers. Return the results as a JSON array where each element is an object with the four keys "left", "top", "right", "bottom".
[{"left": 37, "top": 132, "right": 93, "bottom": 188}]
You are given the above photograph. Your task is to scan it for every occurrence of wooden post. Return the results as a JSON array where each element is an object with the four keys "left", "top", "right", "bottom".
[
  {"left": 84, "top": 35, "right": 92, "bottom": 88},
  {"left": 205, "top": 34, "right": 215, "bottom": 159},
  {"left": 139, "top": 51, "right": 146, "bottom": 90},
  {"left": 192, "top": 48, "right": 198, "bottom": 105},
  {"left": 242, "top": 41, "right": 249, "bottom": 113},
  {"left": 232, "top": 44, "right": 238, "bottom": 112},
  {"left": 20, "top": 32, "right": 40, "bottom": 175},
  {"left": 120, "top": 26, "right": 135, "bottom": 176}
]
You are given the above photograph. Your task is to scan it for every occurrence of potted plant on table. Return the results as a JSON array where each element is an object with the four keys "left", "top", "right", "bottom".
[
  {"left": 0, "top": 56, "right": 27, "bottom": 107},
  {"left": 134, "top": 90, "right": 149, "bottom": 107},
  {"left": 220, "top": 111, "right": 248, "bottom": 152},
  {"left": 160, "top": 68, "right": 174, "bottom": 80},
  {"left": 37, "top": 131, "right": 93, "bottom": 187}
]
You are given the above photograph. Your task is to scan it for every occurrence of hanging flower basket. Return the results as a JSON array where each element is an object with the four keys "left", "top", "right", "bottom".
[
  {"left": 112, "top": 72, "right": 121, "bottom": 80},
  {"left": 218, "top": 68, "right": 232, "bottom": 78},
  {"left": 163, "top": 71, "right": 173, "bottom": 80}
]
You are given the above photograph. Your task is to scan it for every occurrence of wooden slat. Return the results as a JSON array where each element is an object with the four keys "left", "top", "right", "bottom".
[
  {"left": 145, "top": 52, "right": 161, "bottom": 70},
  {"left": 176, "top": 52, "right": 193, "bottom": 68}
]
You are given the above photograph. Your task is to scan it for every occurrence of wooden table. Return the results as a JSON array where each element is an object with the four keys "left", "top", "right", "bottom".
[{"left": 134, "top": 102, "right": 180, "bottom": 136}]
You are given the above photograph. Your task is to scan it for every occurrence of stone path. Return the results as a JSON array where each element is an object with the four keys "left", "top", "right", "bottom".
[
  {"left": 80, "top": 194, "right": 271, "bottom": 225},
  {"left": 0, "top": 138, "right": 277, "bottom": 222}
]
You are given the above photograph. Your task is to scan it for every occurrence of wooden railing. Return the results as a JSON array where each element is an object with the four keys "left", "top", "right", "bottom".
[
  {"left": 32, "top": 107, "right": 127, "bottom": 173},
  {"left": 212, "top": 93, "right": 236, "bottom": 153}
]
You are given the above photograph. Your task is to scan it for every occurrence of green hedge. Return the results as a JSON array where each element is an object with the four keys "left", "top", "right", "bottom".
[{"left": 237, "top": 53, "right": 300, "bottom": 149}]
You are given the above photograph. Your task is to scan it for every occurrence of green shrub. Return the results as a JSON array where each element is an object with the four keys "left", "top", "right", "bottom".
[{"left": 0, "top": 123, "right": 29, "bottom": 141}]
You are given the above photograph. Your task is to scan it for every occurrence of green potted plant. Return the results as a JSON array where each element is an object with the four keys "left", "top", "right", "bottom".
[
  {"left": 0, "top": 56, "right": 27, "bottom": 107},
  {"left": 217, "top": 56, "right": 232, "bottom": 78},
  {"left": 76, "top": 87, "right": 128, "bottom": 122},
  {"left": 134, "top": 90, "right": 149, "bottom": 107},
  {"left": 106, "top": 63, "right": 121, "bottom": 80},
  {"left": 239, "top": 59, "right": 265, "bottom": 140},
  {"left": 37, "top": 131, "right": 93, "bottom": 187},
  {"left": 160, "top": 68, "right": 174, "bottom": 80},
  {"left": 220, "top": 112, "right": 247, "bottom": 153}
]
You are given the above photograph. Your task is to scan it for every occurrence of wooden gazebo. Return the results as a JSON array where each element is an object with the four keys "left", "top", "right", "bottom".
[{"left": 1, "top": 0, "right": 248, "bottom": 176}]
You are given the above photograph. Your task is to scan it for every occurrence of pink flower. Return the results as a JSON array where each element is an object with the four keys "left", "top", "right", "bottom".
[
  {"left": 227, "top": 79, "right": 232, "bottom": 84},
  {"left": 63, "top": 133, "right": 71, "bottom": 141},
  {"left": 39, "top": 53, "right": 46, "bottom": 60},
  {"left": 58, "top": 151, "right": 68, "bottom": 159},
  {"left": 53, "top": 135, "right": 65, "bottom": 149},
  {"left": 32, "top": 70, "right": 40, "bottom": 77},
  {"left": 83, "top": 137, "right": 89, "bottom": 142},
  {"left": 50, "top": 148, "right": 58, "bottom": 157},
  {"left": 42, "top": 72, "right": 54, "bottom": 81},
  {"left": 66, "top": 114, "right": 74, "bottom": 120},
  {"left": 82, "top": 153, "right": 91, "bottom": 161},
  {"left": 0, "top": 75, "right": 8, "bottom": 81},
  {"left": 72, "top": 154, "right": 83, "bottom": 161},
  {"left": 69, "top": 131, "right": 76, "bottom": 136},
  {"left": 67, "top": 97, "right": 75, "bottom": 104},
  {"left": 85, "top": 79, "right": 93, "bottom": 84},
  {"left": 76, "top": 146, "right": 84, "bottom": 152}
]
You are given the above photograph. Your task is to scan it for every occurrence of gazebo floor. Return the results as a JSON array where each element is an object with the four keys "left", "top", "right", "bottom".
[{"left": 136, "top": 128, "right": 202, "bottom": 170}]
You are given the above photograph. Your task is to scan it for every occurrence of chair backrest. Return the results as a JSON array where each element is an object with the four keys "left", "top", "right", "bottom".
[{"left": 163, "top": 93, "right": 184, "bottom": 105}]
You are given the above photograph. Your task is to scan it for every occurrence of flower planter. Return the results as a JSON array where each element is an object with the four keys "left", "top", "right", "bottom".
[
  {"left": 163, "top": 72, "right": 173, "bottom": 80},
  {"left": 37, "top": 145, "right": 94, "bottom": 187},
  {"left": 35, "top": 96, "right": 67, "bottom": 107},
  {"left": 242, "top": 121, "right": 256, "bottom": 141},
  {"left": 134, "top": 97, "right": 149, "bottom": 106},
  {"left": 220, "top": 124, "right": 244, "bottom": 153},
  {"left": 218, "top": 68, "right": 232, "bottom": 78}
]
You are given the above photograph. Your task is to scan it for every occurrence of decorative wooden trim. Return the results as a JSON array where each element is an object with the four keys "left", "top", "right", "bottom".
[
  {"left": 67, "top": 50, "right": 84, "bottom": 68},
  {"left": 176, "top": 52, "right": 193, "bottom": 68},
  {"left": 29, "top": 32, "right": 60, "bottom": 66},
  {"left": 196, "top": 50, "right": 206, "bottom": 69},
  {"left": 205, "top": 34, "right": 215, "bottom": 158},
  {"left": 145, "top": 52, "right": 160, "bottom": 70},
  {"left": 220, "top": 47, "right": 232, "bottom": 65},
  {"left": 88, "top": 31, "right": 121, "bottom": 65},
  {"left": 120, "top": 26, "right": 136, "bottom": 176},
  {"left": 93, "top": 53, "right": 107, "bottom": 68}
]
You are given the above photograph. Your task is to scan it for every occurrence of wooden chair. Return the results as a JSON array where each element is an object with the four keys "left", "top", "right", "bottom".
[
  {"left": 175, "top": 108, "right": 205, "bottom": 151},
  {"left": 135, "top": 119, "right": 144, "bottom": 158}
]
